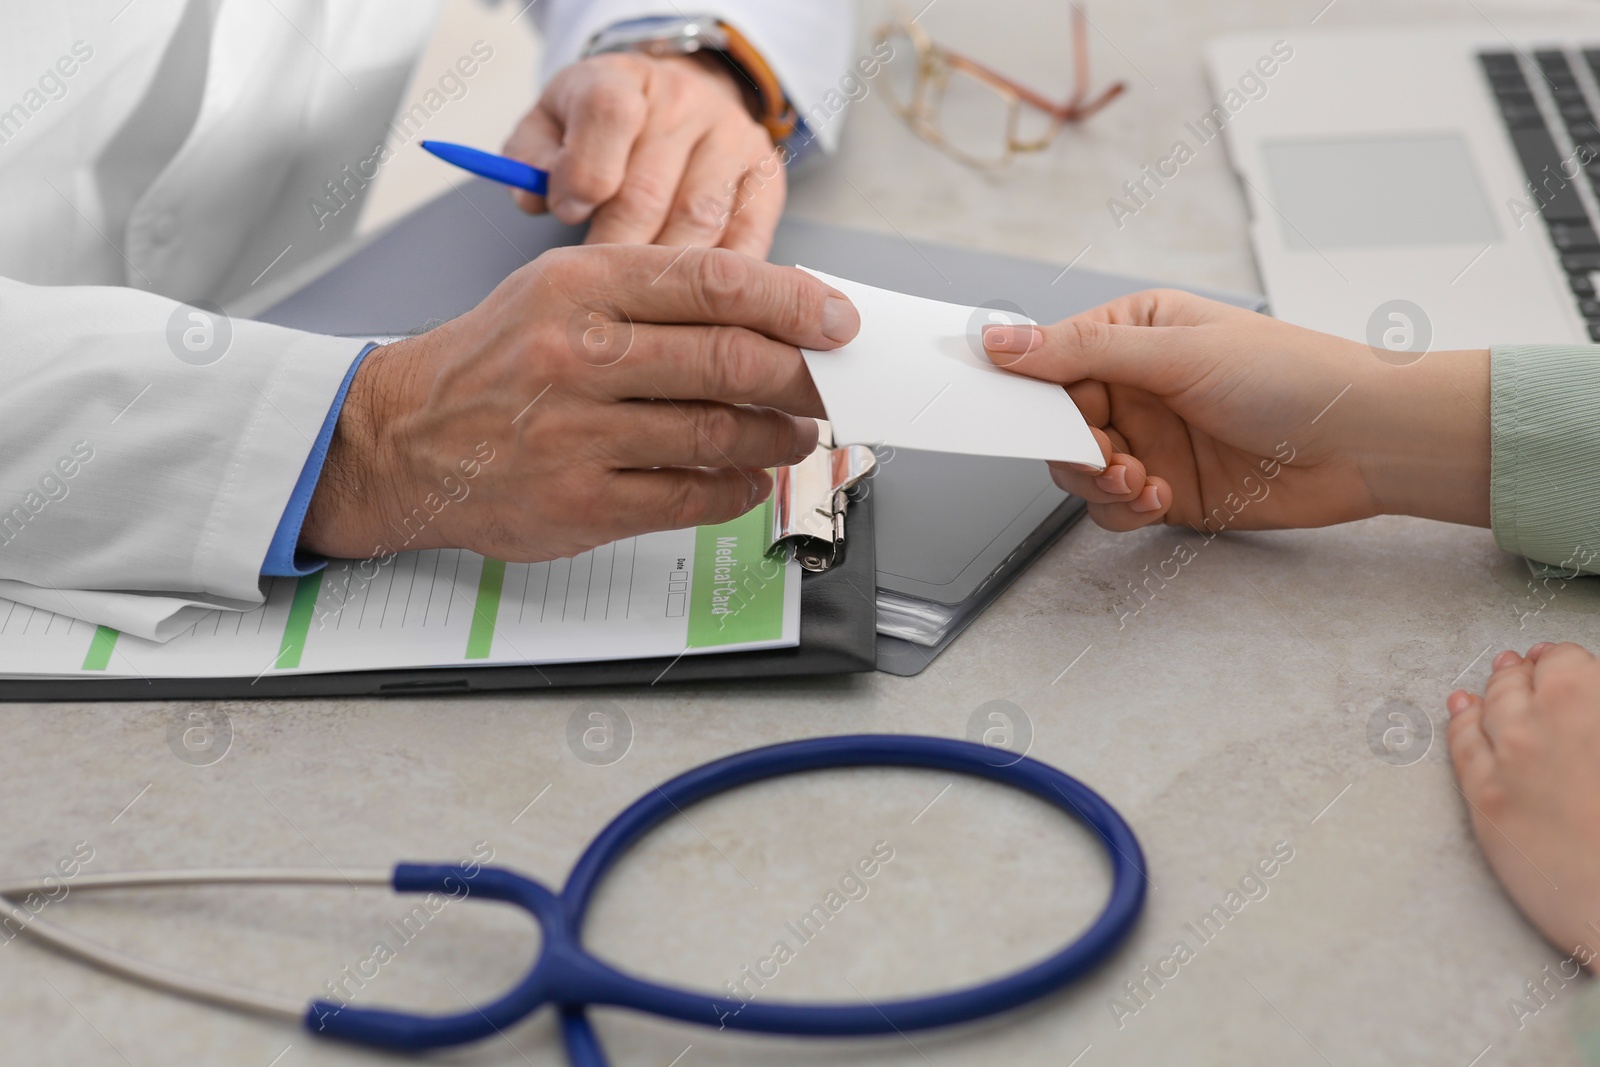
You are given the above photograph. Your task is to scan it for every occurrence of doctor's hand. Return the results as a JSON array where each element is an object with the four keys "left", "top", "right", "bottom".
[
  {"left": 297, "top": 245, "right": 857, "bottom": 562},
  {"left": 504, "top": 53, "right": 785, "bottom": 257},
  {"left": 982, "top": 289, "right": 1491, "bottom": 534}
]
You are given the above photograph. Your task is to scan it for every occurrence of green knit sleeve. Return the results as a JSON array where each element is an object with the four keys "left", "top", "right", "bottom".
[
  {"left": 1490, "top": 344, "right": 1600, "bottom": 575},
  {"left": 1572, "top": 975, "right": 1600, "bottom": 1065}
]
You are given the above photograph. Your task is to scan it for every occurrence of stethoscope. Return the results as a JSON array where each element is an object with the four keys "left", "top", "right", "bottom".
[{"left": 1, "top": 735, "right": 1146, "bottom": 1066}]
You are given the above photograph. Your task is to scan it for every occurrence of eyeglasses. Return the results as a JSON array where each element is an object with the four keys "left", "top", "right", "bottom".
[{"left": 874, "top": 4, "right": 1126, "bottom": 169}]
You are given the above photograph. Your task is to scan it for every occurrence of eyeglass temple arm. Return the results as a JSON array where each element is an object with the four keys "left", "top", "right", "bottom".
[
  {"left": 936, "top": 6, "right": 1126, "bottom": 121},
  {"left": 1063, "top": 5, "right": 1128, "bottom": 119}
]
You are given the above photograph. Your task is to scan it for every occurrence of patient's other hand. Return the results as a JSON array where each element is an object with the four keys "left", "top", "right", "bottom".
[{"left": 1448, "top": 643, "right": 1600, "bottom": 965}]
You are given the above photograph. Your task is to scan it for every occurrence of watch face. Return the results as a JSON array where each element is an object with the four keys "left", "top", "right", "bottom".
[
  {"left": 641, "top": 39, "right": 706, "bottom": 58},
  {"left": 589, "top": 16, "right": 730, "bottom": 56}
]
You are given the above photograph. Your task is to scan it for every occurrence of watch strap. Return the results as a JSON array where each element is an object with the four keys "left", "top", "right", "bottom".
[{"left": 716, "top": 21, "right": 797, "bottom": 142}]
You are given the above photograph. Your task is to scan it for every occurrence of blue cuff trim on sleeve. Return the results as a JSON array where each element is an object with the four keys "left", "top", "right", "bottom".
[
  {"left": 261, "top": 342, "right": 379, "bottom": 577},
  {"left": 781, "top": 116, "right": 819, "bottom": 167}
]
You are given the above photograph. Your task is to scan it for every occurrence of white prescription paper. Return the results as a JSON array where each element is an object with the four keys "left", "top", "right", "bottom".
[
  {"left": 0, "top": 502, "right": 798, "bottom": 680},
  {"left": 800, "top": 269, "right": 1104, "bottom": 466}
]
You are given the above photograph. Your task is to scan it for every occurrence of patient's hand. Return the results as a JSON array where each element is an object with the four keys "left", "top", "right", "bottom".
[
  {"left": 299, "top": 245, "right": 856, "bottom": 562},
  {"left": 504, "top": 53, "right": 784, "bottom": 257},
  {"left": 982, "top": 289, "right": 1491, "bottom": 534},
  {"left": 1448, "top": 643, "right": 1600, "bottom": 965}
]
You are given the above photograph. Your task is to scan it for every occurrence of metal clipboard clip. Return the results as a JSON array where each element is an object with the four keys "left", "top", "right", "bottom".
[{"left": 770, "top": 435, "right": 877, "bottom": 573}]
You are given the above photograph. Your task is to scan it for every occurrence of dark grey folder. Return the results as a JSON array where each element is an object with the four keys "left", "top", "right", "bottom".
[{"left": 259, "top": 179, "right": 1263, "bottom": 678}]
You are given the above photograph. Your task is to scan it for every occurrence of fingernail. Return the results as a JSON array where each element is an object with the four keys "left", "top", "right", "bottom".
[
  {"left": 554, "top": 198, "right": 596, "bottom": 224},
  {"left": 792, "top": 417, "right": 820, "bottom": 459},
  {"left": 1447, "top": 691, "right": 1471, "bottom": 717},
  {"left": 1528, "top": 641, "right": 1553, "bottom": 658},
  {"left": 1095, "top": 466, "right": 1130, "bottom": 495},
  {"left": 1492, "top": 650, "right": 1520, "bottom": 671},
  {"left": 822, "top": 295, "right": 859, "bottom": 344},
  {"left": 748, "top": 474, "right": 770, "bottom": 508},
  {"left": 1129, "top": 485, "right": 1163, "bottom": 513},
  {"left": 983, "top": 324, "right": 1043, "bottom": 357}
]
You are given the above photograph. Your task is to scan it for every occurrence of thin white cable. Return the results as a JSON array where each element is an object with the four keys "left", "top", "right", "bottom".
[{"left": 0, "top": 868, "right": 392, "bottom": 1020}]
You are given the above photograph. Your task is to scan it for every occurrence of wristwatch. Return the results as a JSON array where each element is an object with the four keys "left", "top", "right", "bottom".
[{"left": 581, "top": 15, "right": 798, "bottom": 141}]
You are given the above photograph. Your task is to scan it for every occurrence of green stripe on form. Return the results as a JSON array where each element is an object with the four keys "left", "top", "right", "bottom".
[
  {"left": 275, "top": 573, "right": 324, "bottom": 670},
  {"left": 81, "top": 626, "right": 119, "bottom": 671},
  {"left": 465, "top": 558, "right": 506, "bottom": 660}
]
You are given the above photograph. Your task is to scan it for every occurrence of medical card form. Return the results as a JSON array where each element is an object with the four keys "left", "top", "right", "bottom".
[{"left": 0, "top": 502, "right": 798, "bottom": 679}]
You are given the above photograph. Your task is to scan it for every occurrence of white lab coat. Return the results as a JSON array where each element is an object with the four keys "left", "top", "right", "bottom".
[{"left": 0, "top": 0, "right": 852, "bottom": 641}]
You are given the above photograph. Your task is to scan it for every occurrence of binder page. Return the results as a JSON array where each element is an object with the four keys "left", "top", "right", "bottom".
[{"left": 0, "top": 500, "right": 798, "bottom": 679}]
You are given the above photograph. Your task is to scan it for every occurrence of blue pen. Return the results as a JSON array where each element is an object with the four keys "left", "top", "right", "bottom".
[{"left": 420, "top": 140, "right": 549, "bottom": 197}]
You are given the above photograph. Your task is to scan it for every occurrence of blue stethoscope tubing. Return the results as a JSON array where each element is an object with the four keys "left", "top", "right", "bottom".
[{"left": 309, "top": 734, "right": 1148, "bottom": 1064}]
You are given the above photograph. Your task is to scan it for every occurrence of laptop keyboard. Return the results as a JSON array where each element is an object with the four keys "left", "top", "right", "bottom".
[{"left": 1480, "top": 49, "right": 1600, "bottom": 340}]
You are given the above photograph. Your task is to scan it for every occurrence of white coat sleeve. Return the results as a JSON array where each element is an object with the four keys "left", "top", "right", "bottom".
[
  {"left": 0, "top": 276, "right": 367, "bottom": 642},
  {"left": 531, "top": 0, "right": 859, "bottom": 153}
]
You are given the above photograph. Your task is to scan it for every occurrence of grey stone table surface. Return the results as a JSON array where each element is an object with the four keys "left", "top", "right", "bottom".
[{"left": 7, "top": 2, "right": 1600, "bottom": 1065}]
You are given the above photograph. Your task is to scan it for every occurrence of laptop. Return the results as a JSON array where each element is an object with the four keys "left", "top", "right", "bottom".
[{"left": 1206, "top": 19, "right": 1600, "bottom": 351}]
